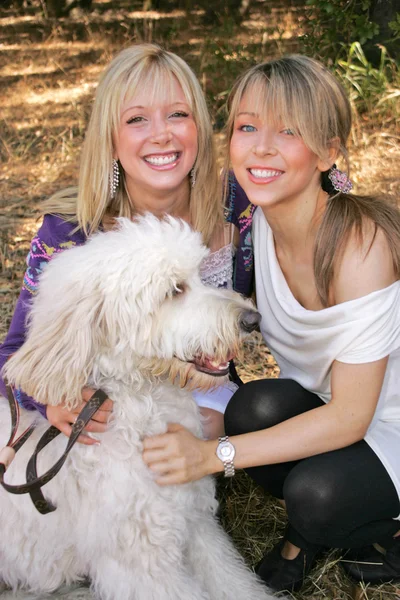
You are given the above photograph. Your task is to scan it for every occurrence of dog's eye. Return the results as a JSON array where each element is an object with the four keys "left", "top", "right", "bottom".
[{"left": 171, "top": 283, "right": 186, "bottom": 297}]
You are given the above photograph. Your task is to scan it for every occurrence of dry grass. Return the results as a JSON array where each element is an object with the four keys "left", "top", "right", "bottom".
[
  {"left": 1, "top": 2, "right": 400, "bottom": 598},
  {"left": 216, "top": 469, "right": 400, "bottom": 599}
]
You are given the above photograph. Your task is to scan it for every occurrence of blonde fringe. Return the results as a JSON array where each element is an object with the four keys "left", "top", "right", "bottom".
[{"left": 40, "top": 44, "right": 224, "bottom": 246}]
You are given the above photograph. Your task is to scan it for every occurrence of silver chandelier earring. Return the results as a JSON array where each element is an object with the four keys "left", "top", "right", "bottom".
[
  {"left": 190, "top": 167, "right": 196, "bottom": 188},
  {"left": 110, "top": 159, "right": 119, "bottom": 199}
]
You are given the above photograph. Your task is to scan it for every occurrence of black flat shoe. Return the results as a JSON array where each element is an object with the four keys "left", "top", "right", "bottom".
[
  {"left": 255, "top": 540, "right": 285, "bottom": 582},
  {"left": 256, "top": 539, "right": 323, "bottom": 593},
  {"left": 341, "top": 541, "right": 400, "bottom": 584}
]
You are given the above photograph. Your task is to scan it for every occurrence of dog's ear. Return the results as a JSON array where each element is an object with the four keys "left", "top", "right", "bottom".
[{"left": 4, "top": 271, "right": 107, "bottom": 411}]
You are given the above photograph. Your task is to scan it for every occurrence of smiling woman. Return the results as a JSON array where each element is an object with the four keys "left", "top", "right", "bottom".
[
  {"left": 141, "top": 54, "right": 400, "bottom": 596},
  {"left": 71, "top": 44, "right": 221, "bottom": 244},
  {"left": 0, "top": 43, "right": 238, "bottom": 444},
  {"left": 230, "top": 107, "right": 328, "bottom": 211},
  {"left": 115, "top": 78, "right": 198, "bottom": 214},
  {"left": 223, "top": 57, "right": 400, "bottom": 591}
]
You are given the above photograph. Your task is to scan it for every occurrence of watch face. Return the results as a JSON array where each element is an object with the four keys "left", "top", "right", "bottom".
[{"left": 217, "top": 441, "right": 235, "bottom": 461}]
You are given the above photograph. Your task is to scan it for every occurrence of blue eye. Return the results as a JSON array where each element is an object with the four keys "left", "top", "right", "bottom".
[
  {"left": 240, "top": 124, "right": 256, "bottom": 132},
  {"left": 282, "top": 128, "right": 295, "bottom": 135}
]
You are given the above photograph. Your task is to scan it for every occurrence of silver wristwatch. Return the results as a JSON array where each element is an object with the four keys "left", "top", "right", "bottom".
[{"left": 216, "top": 435, "right": 236, "bottom": 477}]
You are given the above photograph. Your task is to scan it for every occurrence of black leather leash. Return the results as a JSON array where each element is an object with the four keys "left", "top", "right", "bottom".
[{"left": 0, "top": 385, "right": 108, "bottom": 514}]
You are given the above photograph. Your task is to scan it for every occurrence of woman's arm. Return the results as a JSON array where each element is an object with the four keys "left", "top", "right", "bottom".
[
  {"left": 142, "top": 357, "right": 388, "bottom": 484},
  {"left": 142, "top": 223, "right": 396, "bottom": 484},
  {"left": 0, "top": 215, "right": 112, "bottom": 443},
  {"left": 0, "top": 294, "right": 112, "bottom": 444},
  {"left": 0, "top": 296, "right": 48, "bottom": 418},
  {"left": 0, "top": 221, "right": 53, "bottom": 417}
]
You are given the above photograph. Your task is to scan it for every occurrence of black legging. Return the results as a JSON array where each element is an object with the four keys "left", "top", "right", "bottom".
[{"left": 224, "top": 379, "right": 400, "bottom": 550}]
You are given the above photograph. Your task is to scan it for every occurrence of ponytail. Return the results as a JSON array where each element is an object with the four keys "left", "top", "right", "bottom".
[{"left": 314, "top": 194, "right": 400, "bottom": 306}]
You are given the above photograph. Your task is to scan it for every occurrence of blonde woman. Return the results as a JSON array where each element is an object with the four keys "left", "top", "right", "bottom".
[
  {"left": 142, "top": 55, "right": 400, "bottom": 593},
  {"left": 0, "top": 44, "right": 239, "bottom": 442}
]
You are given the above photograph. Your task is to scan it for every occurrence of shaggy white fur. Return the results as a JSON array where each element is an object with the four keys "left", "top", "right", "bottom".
[{"left": 1, "top": 215, "right": 277, "bottom": 600}]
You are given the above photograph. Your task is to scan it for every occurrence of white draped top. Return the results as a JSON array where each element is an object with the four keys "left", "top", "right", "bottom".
[{"left": 253, "top": 207, "right": 400, "bottom": 514}]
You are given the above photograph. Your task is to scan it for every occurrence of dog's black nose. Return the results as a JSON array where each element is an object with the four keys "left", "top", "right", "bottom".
[{"left": 239, "top": 310, "right": 261, "bottom": 333}]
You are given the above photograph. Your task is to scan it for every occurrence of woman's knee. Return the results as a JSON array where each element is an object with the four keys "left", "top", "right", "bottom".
[
  {"left": 284, "top": 465, "right": 341, "bottom": 545},
  {"left": 224, "top": 378, "right": 321, "bottom": 437},
  {"left": 224, "top": 379, "right": 285, "bottom": 436}
]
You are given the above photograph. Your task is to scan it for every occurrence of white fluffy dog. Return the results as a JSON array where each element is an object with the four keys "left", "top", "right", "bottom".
[{"left": 1, "top": 215, "right": 276, "bottom": 600}]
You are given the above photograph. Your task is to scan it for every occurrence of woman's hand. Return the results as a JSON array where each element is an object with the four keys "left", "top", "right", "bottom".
[
  {"left": 46, "top": 387, "right": 113, "bottom": 445},
  {"left": 142, "top": 423, "right": 221, "bottom": 485}
]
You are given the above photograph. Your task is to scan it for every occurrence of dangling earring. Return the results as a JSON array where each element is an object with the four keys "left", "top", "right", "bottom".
[
  {"left": 190, "top": 167, "right": 196, "bottom": 188},
  {"left": 109, "top": 159, "right": 119, "bottom": 199},
  {"left": 327, "top": 164, "right": 353, "bottom": 194}
]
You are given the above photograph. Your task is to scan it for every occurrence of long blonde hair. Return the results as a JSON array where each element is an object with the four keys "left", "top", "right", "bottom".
[
  {"left": 44, "top": 44, "right": 222, "bottom": 245},
  {"left": 226, "top": 55, "right": 400, "bottom": 305}
]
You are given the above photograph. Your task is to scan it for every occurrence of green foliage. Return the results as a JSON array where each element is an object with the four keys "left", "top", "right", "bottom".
[
  {"left": 303, "top": 0, "right": 379, "bottom": 61},
  {"left": 389, "top": 12, "right": 400, "bottom": 41},
  {"left": 336, "top": 42, "right": 400, "bottom": 122},
  {"left": 301, "top": 1, "right": 400, "bottom": 129}
]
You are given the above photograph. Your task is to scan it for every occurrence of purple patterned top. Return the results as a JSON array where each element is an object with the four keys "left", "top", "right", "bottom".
[
  {"left": 0, "top": 215, "right": 86, "bottom": 416},
  {"left": 0, "top": 176, "right": 254, "bottom": 416},
  {"left": 226, "top": 172, "right": 256, "bottom": 297}
]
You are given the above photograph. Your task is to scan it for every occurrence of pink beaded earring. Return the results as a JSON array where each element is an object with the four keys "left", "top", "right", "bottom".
[{"left": 328, "top": 165, "right": 353, "bottom": 193}]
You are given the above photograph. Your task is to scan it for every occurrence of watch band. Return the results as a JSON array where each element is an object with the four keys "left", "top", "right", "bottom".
[{"left": 223, "top": 460, "right": 235, "bottom": 478}]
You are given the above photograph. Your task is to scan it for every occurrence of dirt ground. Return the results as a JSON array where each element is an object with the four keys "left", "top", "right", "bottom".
[{"left": 1, "top": 1, "right": 400, "bottom": 599}]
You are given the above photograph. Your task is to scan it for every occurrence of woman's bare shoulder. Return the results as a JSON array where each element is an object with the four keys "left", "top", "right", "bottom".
[{"left": 333, "top": 221, "right": 396, "bottom": 304}]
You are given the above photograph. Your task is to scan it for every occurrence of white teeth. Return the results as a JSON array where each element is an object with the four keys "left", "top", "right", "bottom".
[
  {"left": 209, "top": 360, "right": 229, "bottom": 370},
  {"left": 250, "top": 169, "right": 282, "bottom": 179},
  {"left": 209, "top": 360, "right": 220, "bottom": 368},
  {"left": 145, "top": 153, "right": 178, "bottom": 166}
]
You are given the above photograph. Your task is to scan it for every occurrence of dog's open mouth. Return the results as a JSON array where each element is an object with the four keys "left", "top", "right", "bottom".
[{"left": 191, "top": 356, "right": 231, "bottom": 377}]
